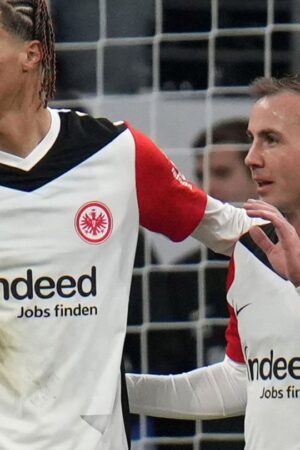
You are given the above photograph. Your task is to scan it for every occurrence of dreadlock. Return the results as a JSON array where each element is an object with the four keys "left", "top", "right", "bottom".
[{"left": 0, "top": 0, "right": 56, "bottom": 107}]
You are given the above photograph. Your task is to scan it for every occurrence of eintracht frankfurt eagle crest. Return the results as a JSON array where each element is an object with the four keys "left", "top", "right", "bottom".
[{"left": 75, "top": 201, "right": 113, "bottom": 244}]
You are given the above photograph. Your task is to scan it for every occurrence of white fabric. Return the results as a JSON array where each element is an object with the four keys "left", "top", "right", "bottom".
[
  {"left": 0, "top": 109, "right": 60, "bottom": 171},
  {"left": 227, "top": 240, "right": 300, "bottom": 450},
  {"left": 193, "top": 196, "right": 264, "bottom": 256},
  {"left": 0, "top": 109, "right": 216, "bottom": 450},
  {"left": 0, "top": 118, "right": 139, "bottom": 449},
  {"left": 126, "top": 356, "right": 247, "bottom": 420}
]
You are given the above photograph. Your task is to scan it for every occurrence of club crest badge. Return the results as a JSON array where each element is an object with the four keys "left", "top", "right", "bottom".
[{"left": 75, "top": 201, "right": 113, "bottom": 244}]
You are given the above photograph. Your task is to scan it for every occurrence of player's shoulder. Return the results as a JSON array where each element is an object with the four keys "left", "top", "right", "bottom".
[
  {"left": 238, "top": 223, "right": 277, "bottom": 272},
  {"left": 54, "top": 108, "right": 129, "bottom": 143},
  {"left": 240, "top": 223, "right": 277, "bottom": 252}
]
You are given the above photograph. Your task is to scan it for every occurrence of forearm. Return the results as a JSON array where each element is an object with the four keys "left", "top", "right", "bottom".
[
  {"left": 126, "top": 356, "right": 247, "bottom": 420},
  {"left": 192, "top": 196, "right": 263, "bottom": 256}
]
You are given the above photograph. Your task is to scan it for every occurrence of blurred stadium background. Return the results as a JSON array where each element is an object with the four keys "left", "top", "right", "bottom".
[{"left": 48, "top": 1, "right": 300, "bottom": 448}]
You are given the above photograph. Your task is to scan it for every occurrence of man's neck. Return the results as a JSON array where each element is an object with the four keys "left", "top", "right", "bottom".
[{"left": 0, "top": 107, "right": 51, "bottom": 158}]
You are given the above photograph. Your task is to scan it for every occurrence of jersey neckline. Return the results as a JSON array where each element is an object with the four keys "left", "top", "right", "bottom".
[{"left": 0, "top": 108, "right": 61, "bottom": 172}]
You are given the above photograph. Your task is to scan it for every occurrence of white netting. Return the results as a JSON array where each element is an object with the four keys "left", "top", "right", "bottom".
[{"left": 49, "top": 1, "right": 300, "bottom": 448}]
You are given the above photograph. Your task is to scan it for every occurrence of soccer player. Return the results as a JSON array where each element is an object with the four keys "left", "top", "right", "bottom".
[
  {"left": 126, "top": 76, "right": 300, "bottom": 450},
  {"left": 0, "top": 1, "right": 258, "bottom": 449}
]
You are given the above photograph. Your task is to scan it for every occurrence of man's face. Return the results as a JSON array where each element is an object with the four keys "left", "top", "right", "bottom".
[
  {"left": 0, "top": 26, "right": 25, "bottom": 108},
  {"left": 246, "top": 92, "right": 300, "bottom": 214},
  {"left": 195, "top": 147, "right": 257, "bottom": 203}
]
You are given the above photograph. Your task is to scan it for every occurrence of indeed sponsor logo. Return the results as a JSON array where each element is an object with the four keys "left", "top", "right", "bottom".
[
  {"left": 0, "top": 267, "right": 96, "bottom": 300},
  {"left": 245, "top": 347, "right": 300, "bottom": 381}
]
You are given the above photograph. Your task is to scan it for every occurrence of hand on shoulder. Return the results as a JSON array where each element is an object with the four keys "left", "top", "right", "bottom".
[{"left": 244, "top": 199, "right": 300, "bottom": 287}]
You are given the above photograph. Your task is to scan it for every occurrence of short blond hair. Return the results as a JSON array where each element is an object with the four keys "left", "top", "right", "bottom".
[{"left": 250, "top": 74, "right": 300, "bottom": 98}]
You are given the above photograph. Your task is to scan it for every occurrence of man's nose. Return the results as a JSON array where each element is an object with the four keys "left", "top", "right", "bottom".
[{"left": 245, "top": 142, "right": 264, "bottom": 168}]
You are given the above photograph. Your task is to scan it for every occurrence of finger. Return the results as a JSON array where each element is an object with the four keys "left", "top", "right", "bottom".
[
  {"left": 244, "top": 200, "right": 281, "bottom": 215},
  {"left": 244, "top": 204, "right": 287, "bottom": 227},
  {"left": 249, "top": 226, "right": 274, "bottom": 255},
  {"left": 245, "top": 208, "right": 279, "bottom": 222},
  {"left": 247, "top": 209, "right": 294, "bottom": 244},
  {"left": 271, "top": 218, "right": 299, "bottom": 249},
  {"left": 244, "top": 200, "right": 299, "bottom": 252},
  {"left": 245, "top": 199, "right": 274, "bottom": 207},
  {"left": 245, "top": 198, "right": 269, "bottom": 205}
]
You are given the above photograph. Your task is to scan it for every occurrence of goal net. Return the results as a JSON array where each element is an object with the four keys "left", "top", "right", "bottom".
[{"left": 49, "top": 0, "right": 300, "bottom": 448}]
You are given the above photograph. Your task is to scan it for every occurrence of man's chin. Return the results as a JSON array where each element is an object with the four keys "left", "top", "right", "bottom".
[{"left": 257, "top": 194, "right": 278, "bottom": 207}]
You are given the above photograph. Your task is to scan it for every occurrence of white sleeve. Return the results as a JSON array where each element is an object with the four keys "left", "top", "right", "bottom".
[
  {"left": 126, "top": 356, "right": 247, "bottom": 420},
  {"left": 192, "top": 196, "right": 264, "bottom": 256}
]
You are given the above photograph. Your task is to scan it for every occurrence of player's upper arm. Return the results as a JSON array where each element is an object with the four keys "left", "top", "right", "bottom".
[{"left": 129, "top": 124, "right": 207, "bottom": 242}]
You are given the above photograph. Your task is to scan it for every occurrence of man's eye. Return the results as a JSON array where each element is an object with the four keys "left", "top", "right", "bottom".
[
  {"left": 265, "top": 134, "right": 278, "bottom": 144},
  {"left": 215, "top": 168, "right": 231, "bottom": 179}
]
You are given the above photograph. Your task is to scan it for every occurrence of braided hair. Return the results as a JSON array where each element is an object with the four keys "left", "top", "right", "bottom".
[{"left": 0, "top": 0, "right": 56, "bottom": 107}]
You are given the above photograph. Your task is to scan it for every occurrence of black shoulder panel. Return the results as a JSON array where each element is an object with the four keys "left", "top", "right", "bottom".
[
  {"left": 240, "top": 222, "right": 281, "bottom": 276},
  {"left": 0, "top": 111, "right": 127, "bottom": 192}
]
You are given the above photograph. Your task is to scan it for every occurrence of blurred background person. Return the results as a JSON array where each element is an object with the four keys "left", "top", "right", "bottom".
[{"left": 194, "top": 118, "right": 257, "bottom": 204}]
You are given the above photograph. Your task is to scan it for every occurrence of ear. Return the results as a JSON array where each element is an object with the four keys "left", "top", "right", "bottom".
[{"left": 21, "top": 40, "right": 43, "bottom": 72}]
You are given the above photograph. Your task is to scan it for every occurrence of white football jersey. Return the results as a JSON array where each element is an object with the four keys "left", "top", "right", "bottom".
[
  {"left": 0, "top": 108, "right": 207, "bottom": 449},
  {"left": 226, "top": 224, "right": 300, "bottom": 450}
]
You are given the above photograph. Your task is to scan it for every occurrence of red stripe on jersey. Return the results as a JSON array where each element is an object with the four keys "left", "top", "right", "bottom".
[
  {"left": 225, "top": 258, "right": 245, "bottom": 363},
  {"left": 128, "top": 124, "right": 207, "bottom": 242},
  {"left": 225, "top": 304, "right": 245, "bottom": 363},
  {"left": 226, "top": 257, "right": 235, "bottom": 291}
]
